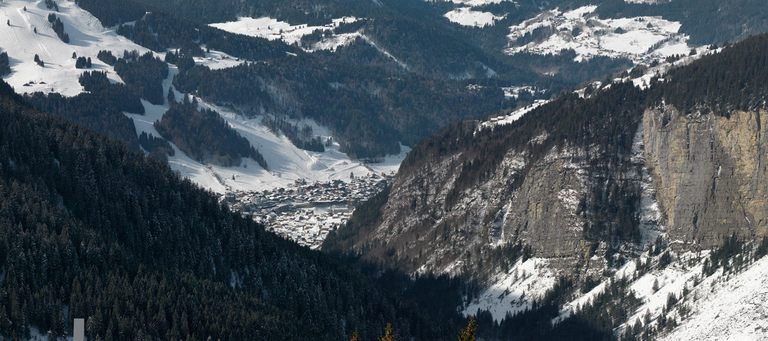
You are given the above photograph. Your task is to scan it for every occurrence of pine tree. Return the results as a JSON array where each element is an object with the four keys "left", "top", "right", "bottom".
[
  {"left": 167, "top": 88, "right": 176, "bottom": 103},
  {"left": 458, "top": 317, "right": 477, "bottom": 341},
  {"left": 379, "top": 323, "right": 395, "bottom": 341}
]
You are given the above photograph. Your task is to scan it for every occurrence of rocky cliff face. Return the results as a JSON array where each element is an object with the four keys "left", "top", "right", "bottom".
[
  {"left": 325, "top": 84, "right": 650, "bottom": 284},
  {"left": 364, "top": 140, "right": 595, "bottom": 279},
  {"left": 319, "top": 34, "right": 768, "bottom": 336},
  {"left": 643, "top": 105, "right": 768, "bottom": 249}
]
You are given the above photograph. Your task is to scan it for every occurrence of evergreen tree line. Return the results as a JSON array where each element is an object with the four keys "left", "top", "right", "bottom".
[
  {"left": 155, "top": 99, "right": 269, "bottom": 168},
  {"left": 650, "top": 34, "right": 768, "bottom": 115},
  {"left": 113, "top": 50, "right": 169, "bottom": 106},
  {"left": 139, "top": 131, "right": 175, "bottom": 162},
  {"left": 262, "top": 116, "right": 326, "bottom": 153},
  {"left": 25, "top": 90, "right": 140, "bottom": 149},
  {"left": 76, "top": 70, "right": 145, "bottom": 114},
  {"left": 44, "top": 0, "right": 59, "bottom": 11},
  {"left": 47, "top": 13, "right": 70, "bottom": 44},
  {"left": 96, "top": 50, "right": 117, "bottom": 66},
  {"left": 0, "top": 49, "right": 9, "bottom": 77},
  {"left": 173, "top": 60, "right": 507, "bottom": 159},
  {"left": 74, "top": 56, "right": 93, "bottom": 69}
]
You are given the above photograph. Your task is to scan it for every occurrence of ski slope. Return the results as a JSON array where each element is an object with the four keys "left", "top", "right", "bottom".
[{"left": 0, "top": 0, "right": 150, "bottom": 96}]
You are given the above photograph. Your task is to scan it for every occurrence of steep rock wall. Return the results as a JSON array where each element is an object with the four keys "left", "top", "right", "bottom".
[{"left": 643, "top": 105, "right": 768, "bottom": 248}]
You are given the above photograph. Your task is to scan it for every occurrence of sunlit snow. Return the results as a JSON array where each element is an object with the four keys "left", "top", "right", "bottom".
[
  {"left": 506, "top": 5, "right": 692, "bottom": 63},
  {"left": 444, "top": 8, "right": 505, "bottom": 27}
]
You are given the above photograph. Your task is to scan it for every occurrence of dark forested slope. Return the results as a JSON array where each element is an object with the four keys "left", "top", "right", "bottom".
[{"left": 0, "top": 80, "right": 470, "bottom": 340}]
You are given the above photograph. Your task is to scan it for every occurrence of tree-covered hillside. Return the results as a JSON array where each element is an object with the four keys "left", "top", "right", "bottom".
[{"left": 0, "top": 80, "right": 473, "bottom": 340}]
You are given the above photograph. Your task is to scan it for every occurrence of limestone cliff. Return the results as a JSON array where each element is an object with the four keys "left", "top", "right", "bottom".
[
  {"left": 325, "top": 84, "right": 649, "bottom": 283},
  {"left": 643, "top": 105, "right": 768, "bottom": 249}
]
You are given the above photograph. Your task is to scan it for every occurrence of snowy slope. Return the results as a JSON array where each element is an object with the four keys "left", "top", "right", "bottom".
[
  {"left": 660, "top": 255, "right": 768, "bottom": 341},
  {"left": 506, "top": 5, "right": 692, "bottom": 64},
  {"left": 0, "top": 0, "right": 408, "bottom": 195},
  {"left": 0, "top": 0, "right": 150, "bottom": 96},
  {"left": 127, "top": 65, "right": 407, "bottom": 194},
  {"left": 463, "top": 258, "right": 557, "bottom": 321}
]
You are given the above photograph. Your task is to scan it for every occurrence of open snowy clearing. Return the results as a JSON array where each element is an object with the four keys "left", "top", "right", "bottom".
[
  {"left": 210, "top": 16, "right": 360, "bottom": 51},
  {"left": 444, "top": 8, "right": 505, "bottom": 27},
  {"left": 506, "top": 5, "right": 693, "bottom": 63},
  {"left": 0, "top": 0, "right": 151, "bottom": 96}
]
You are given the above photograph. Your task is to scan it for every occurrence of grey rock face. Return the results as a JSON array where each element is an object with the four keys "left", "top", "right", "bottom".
[
  {"left": 643, "top": 105, "right": 768, "bottom": 249},
  {"left": 332, "top": 101, "right": 768, "bottom": 291},
  {"left": 341, "top": 134, "right": 616, "bottom": 282}
]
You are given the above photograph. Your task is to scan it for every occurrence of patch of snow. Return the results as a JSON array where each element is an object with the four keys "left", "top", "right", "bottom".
[
  {"left": 193, "top": 48, "right": 246, "bottom": 70},
  {"left": 557, "top": 189, "right": 581, "bottom": 212},
  {"left": 623, "top": 253, "right": 703, "bottom": 325},
  {"left": 310, "top": 32, "right": 361, "bottom": 52},
  {"left": 209, "top": 16, "right": 359, "bottom": 48},
  {"left": 501, "top": 85, "right": 543, "bottom": 99},
  {"left": 631, "top": 123, "right": 666, "bottom": 246},
  {"left": 444, "top": 8, "right": 505, "bottom": 28},
  {"left": 478, "top": 99, "right": 549, "bottom": 130},
  {"left": 464, "top": 258, "right": 557, "bottom": 321},
  {"left": 625, "top": 0, "right": 671, "bottom": 4},
  {"left": 505, "top": 5, "right": 693, "bottom": 64},
  {"left": 433, "top": 0, "right": 518, "bottom": 6}
]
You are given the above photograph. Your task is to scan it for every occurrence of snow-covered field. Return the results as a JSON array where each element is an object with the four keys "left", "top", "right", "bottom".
[
  {"left": 431, "top": 0, "right": 517, "bottom": 6},
  {"left": 210, "top": 16, "right": 362, "bottom": 52},
  {"left": 444, "top": 8, "right": 505, "bottom": 27},
  {"left": 0, "top": 0, "right": 150, "bottom": 96},
  {"left": 506, "top": 5, "right": 692, "bottom": 63}
]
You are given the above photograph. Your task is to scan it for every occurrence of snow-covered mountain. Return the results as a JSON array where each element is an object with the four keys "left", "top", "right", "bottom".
[
  {"left": 4, "top": 1, "right": 768, "bottom": 338},
  {"left": 324, "top": 33, "right": 768, "bottom": 339},
  {"left": 0, "top": 0, "right": 404, "bottom": 195}
]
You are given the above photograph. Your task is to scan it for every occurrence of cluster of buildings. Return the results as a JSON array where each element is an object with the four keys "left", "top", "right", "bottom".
[{"left": 223, "top": 173, "right": 392, "bottom": 249}]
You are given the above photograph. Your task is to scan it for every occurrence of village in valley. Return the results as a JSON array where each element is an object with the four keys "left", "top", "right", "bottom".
[{"left": 222, "top": 173, "right": 393, "bottom": 249}]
